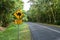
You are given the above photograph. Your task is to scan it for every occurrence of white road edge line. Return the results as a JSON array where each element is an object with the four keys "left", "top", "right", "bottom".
[
  {"left": 42, "top": 26, "right": 60, "bottom": 33},
  {"left": 28, "top": 23, "right": 60, "bottom": 33}
]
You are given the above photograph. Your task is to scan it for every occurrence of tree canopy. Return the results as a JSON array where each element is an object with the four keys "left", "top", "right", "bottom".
[
  {"left": 27, "top": 0, "right": 60, "bottom": 25},
  {"left": 0, "top": 0, "right": 24, "bottom": 27}
]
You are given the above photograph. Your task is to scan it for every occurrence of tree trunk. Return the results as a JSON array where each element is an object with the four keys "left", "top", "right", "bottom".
[{"left": 51, "top": 7, "right": 56, "bottom": 23}]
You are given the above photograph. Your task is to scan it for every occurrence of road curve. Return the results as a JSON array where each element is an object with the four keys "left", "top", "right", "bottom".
[{"left": 27, "top": 22, "right": 60, "bottom": 40}]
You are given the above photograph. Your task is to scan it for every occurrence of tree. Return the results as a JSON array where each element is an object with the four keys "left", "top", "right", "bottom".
[
  {"left": 0, "top": 0, "right": 23, "bottom": 27},
  {"left": 27, "top": 0, "right": 60, "bottom": 25}
]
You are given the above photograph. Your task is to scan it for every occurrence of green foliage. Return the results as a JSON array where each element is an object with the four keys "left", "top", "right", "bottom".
[
  {"left": 22, "top": 10, "right": 28, "bottom": 22},
  {"left": 0, "top": 0, "right": 23, "bottom": 27},
  {"left": 0, "top": 23, "right": 31, "bottom": 40},
  {"left": 28, "top": 0, "right": 60, "bottom": 25}
]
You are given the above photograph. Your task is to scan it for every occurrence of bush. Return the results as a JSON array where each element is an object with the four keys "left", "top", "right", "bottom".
[{"left": 55, "top": 20, "right": 60, "bottom": 25}]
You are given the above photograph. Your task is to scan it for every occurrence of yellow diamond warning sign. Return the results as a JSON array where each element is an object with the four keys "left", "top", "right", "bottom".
[{"left": 14, "top": 10, "right": 24, "bottom": 19}]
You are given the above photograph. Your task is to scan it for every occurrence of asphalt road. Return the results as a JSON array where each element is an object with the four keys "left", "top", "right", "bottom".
[{"left": 27, "top": 22, "right": 60, "bottom": 40}]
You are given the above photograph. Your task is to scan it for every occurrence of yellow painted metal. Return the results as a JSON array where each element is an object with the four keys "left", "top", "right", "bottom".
[
  {"left": 14, "top": 10, "right": 24, "bottom": 19},
  {"left": 14, "top": 20, "right": 22, "bottom": 24}
]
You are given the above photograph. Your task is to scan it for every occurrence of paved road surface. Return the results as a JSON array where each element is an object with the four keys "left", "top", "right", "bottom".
[{"left": 27, "top": 22, "right": 60, "bottom": 40}]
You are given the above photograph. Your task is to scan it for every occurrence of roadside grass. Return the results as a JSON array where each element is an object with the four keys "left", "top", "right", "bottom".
[{"left": 0, "top": 23, "right": 31, "bottom": 40}]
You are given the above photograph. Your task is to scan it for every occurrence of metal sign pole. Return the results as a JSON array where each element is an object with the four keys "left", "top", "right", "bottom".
[
  {"left": 18, "top": 24, "right": 20, "bottom": 40},
  {"left": 18, "top": 15, "right": 20, "bottom": 40}
]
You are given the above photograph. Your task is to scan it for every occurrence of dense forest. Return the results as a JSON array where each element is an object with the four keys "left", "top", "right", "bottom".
[
  {"left": 0, "top": 0, "right": 60, "bottom": 27},
  {"left": 27, "top": 0, "right": 60, "bottom": 25},
  {"left": 0, "top": 0, "right": 24, "bottom": 27}
]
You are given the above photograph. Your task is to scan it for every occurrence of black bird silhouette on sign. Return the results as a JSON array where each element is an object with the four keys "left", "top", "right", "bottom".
[{"left": 17, "top": 13, "right": 21, "bottom": 16}]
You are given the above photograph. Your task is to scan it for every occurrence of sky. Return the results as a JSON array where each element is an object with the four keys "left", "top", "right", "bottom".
[{"left": 22, "top": 0, "right": 30, "bottom": 11}]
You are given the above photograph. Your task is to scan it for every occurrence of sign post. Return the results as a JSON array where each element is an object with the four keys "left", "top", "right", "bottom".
[
  {"left": 13, "top": 10, "right": 24, "bottom": 40},
  {"left": 18, "top": 24, "right": 20, "bottom": 40}
]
